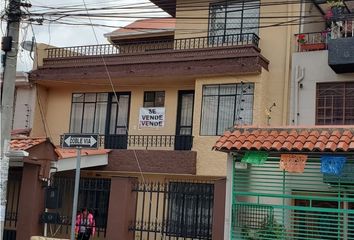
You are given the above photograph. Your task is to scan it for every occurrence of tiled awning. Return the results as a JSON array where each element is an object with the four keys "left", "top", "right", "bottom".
[
  {"left": 10, "top": 137, "right": 48, "bottom": 151},
  {"left": 214, "top": 126, "right": 354, "bottom": 152}
]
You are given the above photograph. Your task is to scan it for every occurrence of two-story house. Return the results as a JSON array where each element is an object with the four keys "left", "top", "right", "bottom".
[{"left": 26, "top": 0, "right": 301, "bottom": 239}]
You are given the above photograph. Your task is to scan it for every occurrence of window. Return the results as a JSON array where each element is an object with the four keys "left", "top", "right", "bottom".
[
  {"left": 209, "top": 0, "right": 260, "bottom": 38},
  {"left": 70, "top": 92, "right": 130, "bottom": 134},
  {"left": 201, "top": 83, "right": 254, "bottom": 136},
  {"left": 316, "top": 82, "right": 354, "bottom": 125},
  {"left": 143, "top": 91, "right": 165, "bottom": 107},
  {"left": 167, "top": 182, "right": 213, "bottom": 239}
]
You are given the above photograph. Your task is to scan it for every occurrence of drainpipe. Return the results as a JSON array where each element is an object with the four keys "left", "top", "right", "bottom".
[
  {"left": 293, "top": 66, "right": 305, "bottom": 125},
  {"left": 281, "top": 1, "right": 293, "bottom": 125}
]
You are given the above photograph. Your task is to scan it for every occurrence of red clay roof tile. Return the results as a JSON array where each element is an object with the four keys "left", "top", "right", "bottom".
[
  {"left": 314, "top": 142, "right": 326, "bottom": 151},
  {"left": 328, "top": 135, "right": 340, "bottom": 143},
  {"left": 271, "top": 142, "right": 283, "bottom": 150},
  {"left": 107, "top": 18, "right": 175, "bottom": 37},
  {"left": 232, "top": 141, "right": 243, "bottom": 150},
  {"left": 214, "top": 126, "right": 354, "bottom": 153},
  {"left": 303, "top": 142, "right": 315, "bottom": 151},
  {"left": 343, "top": 130, "right": 353, "bottom": 138},
  {"left": 10, "top": 137, "right": 47, "bottom": 151},
  {"left": 325, "top": 142, "right": 338, "bottom": 152},
  {"left": 337, "top": 141, "right": 349, "bottom": 151},
  {"left": 55, "top": 148, "right": 111, "bottom": 159}
]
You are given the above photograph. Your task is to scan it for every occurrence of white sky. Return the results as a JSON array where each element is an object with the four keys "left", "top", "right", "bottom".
[{"left": 0, "top": 0, "right": 168, "bottom": 71}]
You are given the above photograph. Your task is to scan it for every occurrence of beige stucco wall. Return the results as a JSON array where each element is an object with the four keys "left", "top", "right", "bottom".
[
  {"left": 175, "top": 0, "right": 300, "bottom": 127},
  {"left": 192, "top": 73, "right": 269, "bottom": 176},
  {"left": 31, "top": 82, "right": 194, "bottom": 146},
  {"left": 172, "top": 0, "right": 299, "bottom": 176},
  {"left": 31, "top": 73, "right": 269, "bottom": 176},
  {"left": 31, "top": 85, "right": 48, "bottom": 137}
]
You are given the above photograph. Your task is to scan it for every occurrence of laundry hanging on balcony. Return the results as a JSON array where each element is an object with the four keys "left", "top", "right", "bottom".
[
  {"left": 320, "top": 155, "right": 347, "bottom": 176},
  {"left": 279, "top": 154, "right": 308, "bottom": 173},
  {"left": 241, "top": 151, "right": 268, "bottom": 165}
]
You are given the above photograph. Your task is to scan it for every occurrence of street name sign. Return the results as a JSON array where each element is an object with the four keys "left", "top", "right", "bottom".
[
  {"left": 62, "top": 133, "right": 99, "bottom": 149},
  {"left": 61, "top": 133, "right": 100, "bottom": 240}
]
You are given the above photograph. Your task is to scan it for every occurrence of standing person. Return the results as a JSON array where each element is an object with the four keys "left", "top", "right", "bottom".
[{"left": 75, "top": 208, "right": 96, "bottom": 240}]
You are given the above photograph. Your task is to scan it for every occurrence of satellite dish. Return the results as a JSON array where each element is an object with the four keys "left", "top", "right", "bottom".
[{"left": 21, "top": 40, "right": 34, "bottom": 52}]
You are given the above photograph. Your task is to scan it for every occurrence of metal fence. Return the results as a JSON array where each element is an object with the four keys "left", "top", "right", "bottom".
[
  {"left": 47, "top": 176, "right": 111, "bottom": 239},
  {"left": 129, "top": 181, "right": 214, "bottom": 240},
  {"left": 60, "top": 134, "right": 194, "bottom": 150},
  {"left": 3, "top": 170, "right": 22, "bottom": 240},
  {"left": 102, "top": 135, "right": 193, "bottom": 150},
  {"left": 232, "top": 158, "right": 354, "bottom": 240},
  {"left": 46, "top": 33, "right": 260, "bottom": 58}
]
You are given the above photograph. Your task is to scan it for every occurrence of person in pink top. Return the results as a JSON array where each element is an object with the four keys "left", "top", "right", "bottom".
[{"left": 75, "top": 208, "right": 96, "bottom": 240}]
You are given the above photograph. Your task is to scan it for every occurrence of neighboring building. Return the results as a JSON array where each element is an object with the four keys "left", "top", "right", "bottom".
[
  {"left": 290, "top": 1, "right": 354, "bottom": 126},
  {"left": 213, "top": 1, "right": 354, "bottom": 240},
  {"left": 214, "top": 126, "right": 354, "bottom": 240},
  {"left": 0, "top": 71, "right": 35, "bottom": 132},
  {"left": 26, "top": 0, "right": 301, "bottom": 239}
]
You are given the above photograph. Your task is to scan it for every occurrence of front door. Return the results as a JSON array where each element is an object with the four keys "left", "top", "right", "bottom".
[
  {"left": 104, "top": 92, "right": 130, "bottom": 149},
  {"left": 175, "top": 90, "right": 194, "bottom": 150}
]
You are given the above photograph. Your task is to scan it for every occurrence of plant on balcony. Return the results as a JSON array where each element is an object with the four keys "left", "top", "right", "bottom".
[
  {"left": 327, "top": 0, "right": 345, "bottom": 8},
  {"left": 297, "top": 32, "right": 327, "bottom": 52},
  {"left": 297, "top": 34, "right": 306, "bottom": 44},
  {"left": 327, "top": 0, "right": 345, "bottom": 15}
]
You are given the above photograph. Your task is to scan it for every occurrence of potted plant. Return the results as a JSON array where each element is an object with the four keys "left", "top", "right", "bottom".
[
  {"left": 327, "top": 0, "right": 345, "bottom": 15},
  {"left": 241, "top": 217, "right": 284, "bottom": 240},
  {"left": 297, "top": 33, "right": 327, "bottom": 52}
]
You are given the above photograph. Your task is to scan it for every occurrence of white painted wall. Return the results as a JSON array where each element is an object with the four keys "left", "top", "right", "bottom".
[
  {"left": 13, "top": 85, "right": 36, "bottom": 129},
  {"left": 290, "top": 50, "right": 354, "bottom": 125}
]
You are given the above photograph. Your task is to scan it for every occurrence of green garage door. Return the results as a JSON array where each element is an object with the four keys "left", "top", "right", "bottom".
[{"left": 231, "top": 158, "right": 354, "bottom": 240}]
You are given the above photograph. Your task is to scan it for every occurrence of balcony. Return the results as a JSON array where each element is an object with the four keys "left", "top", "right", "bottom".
[
  {"left": 30, "top": 33, "right": 269, "bottom": 84},
  {"left": 295, "top": 23, "right": 354, "bottom": 74},
  {"left": 295, "top": 32, "right": 328, "bottom": 52},
  {"left": 60, "top": 134, "right": 193, "bottom": 151}
]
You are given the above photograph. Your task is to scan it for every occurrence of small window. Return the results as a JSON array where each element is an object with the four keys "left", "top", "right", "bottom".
[
  {"left": 316, "top": 82, "right": 354, "bottom": 125},
  {"left": 143, "top": 91, "right": 165, "bottom": 107}
]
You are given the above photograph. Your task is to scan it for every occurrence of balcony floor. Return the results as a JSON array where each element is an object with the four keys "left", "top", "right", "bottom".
[{"left": 30, "top": 38, "right": 269, "bottom": 85}]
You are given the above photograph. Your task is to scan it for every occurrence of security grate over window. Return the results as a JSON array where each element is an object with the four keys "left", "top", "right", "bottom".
[
  {"left": 200, "top": 83, "right": 254, "bottom": 135},
  {"left": 209, "top": 0, "right": 260, "bottom": 40},
  {"left": 233, "top": 203, "right": 274, "bottom": 229},
  {"left": 316, "top": 82, "right": 354, "bottom": 125}
]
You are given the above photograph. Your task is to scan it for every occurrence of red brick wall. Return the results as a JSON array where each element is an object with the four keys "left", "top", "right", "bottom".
[{"left": 99, "top": 150, "right": 197, "bottom": 175}]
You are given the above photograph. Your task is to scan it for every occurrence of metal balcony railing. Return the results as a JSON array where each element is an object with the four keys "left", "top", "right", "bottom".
[
  {"left": 60, "top": 134, "right": 193, "bottom": 151},
  {"left": 295, "top": 31, "right": 329, "bottom": 52},
  {"left": 295, "top": 19, "right": 354, "bottom": 52},
  {"left": 46, "top": 33, "right": 260, "bottom": 59}
]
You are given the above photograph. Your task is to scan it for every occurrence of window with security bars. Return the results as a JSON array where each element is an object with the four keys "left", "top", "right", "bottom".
[
  {"left": 50, "top": 176, "right": 111, "bottom": 237},
  {"left": 209, "top": 0, "right": 260, "bottom": 40},
  {"left": 233, "top": 203, "right": 274, "bottom": 229},
  {"left": 316, "top": 82, "right": 354, "bottom": 125},
  {"left": 200, "top": 83, "right": 254, "bottom": 135},
  {"left": 167, "top": 182, "right": 214, "bottom": 239}
]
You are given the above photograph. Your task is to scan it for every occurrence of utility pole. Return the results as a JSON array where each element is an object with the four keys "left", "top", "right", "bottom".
[{"left": 0, "top": 0, "right": 22, "bottom": 237}]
